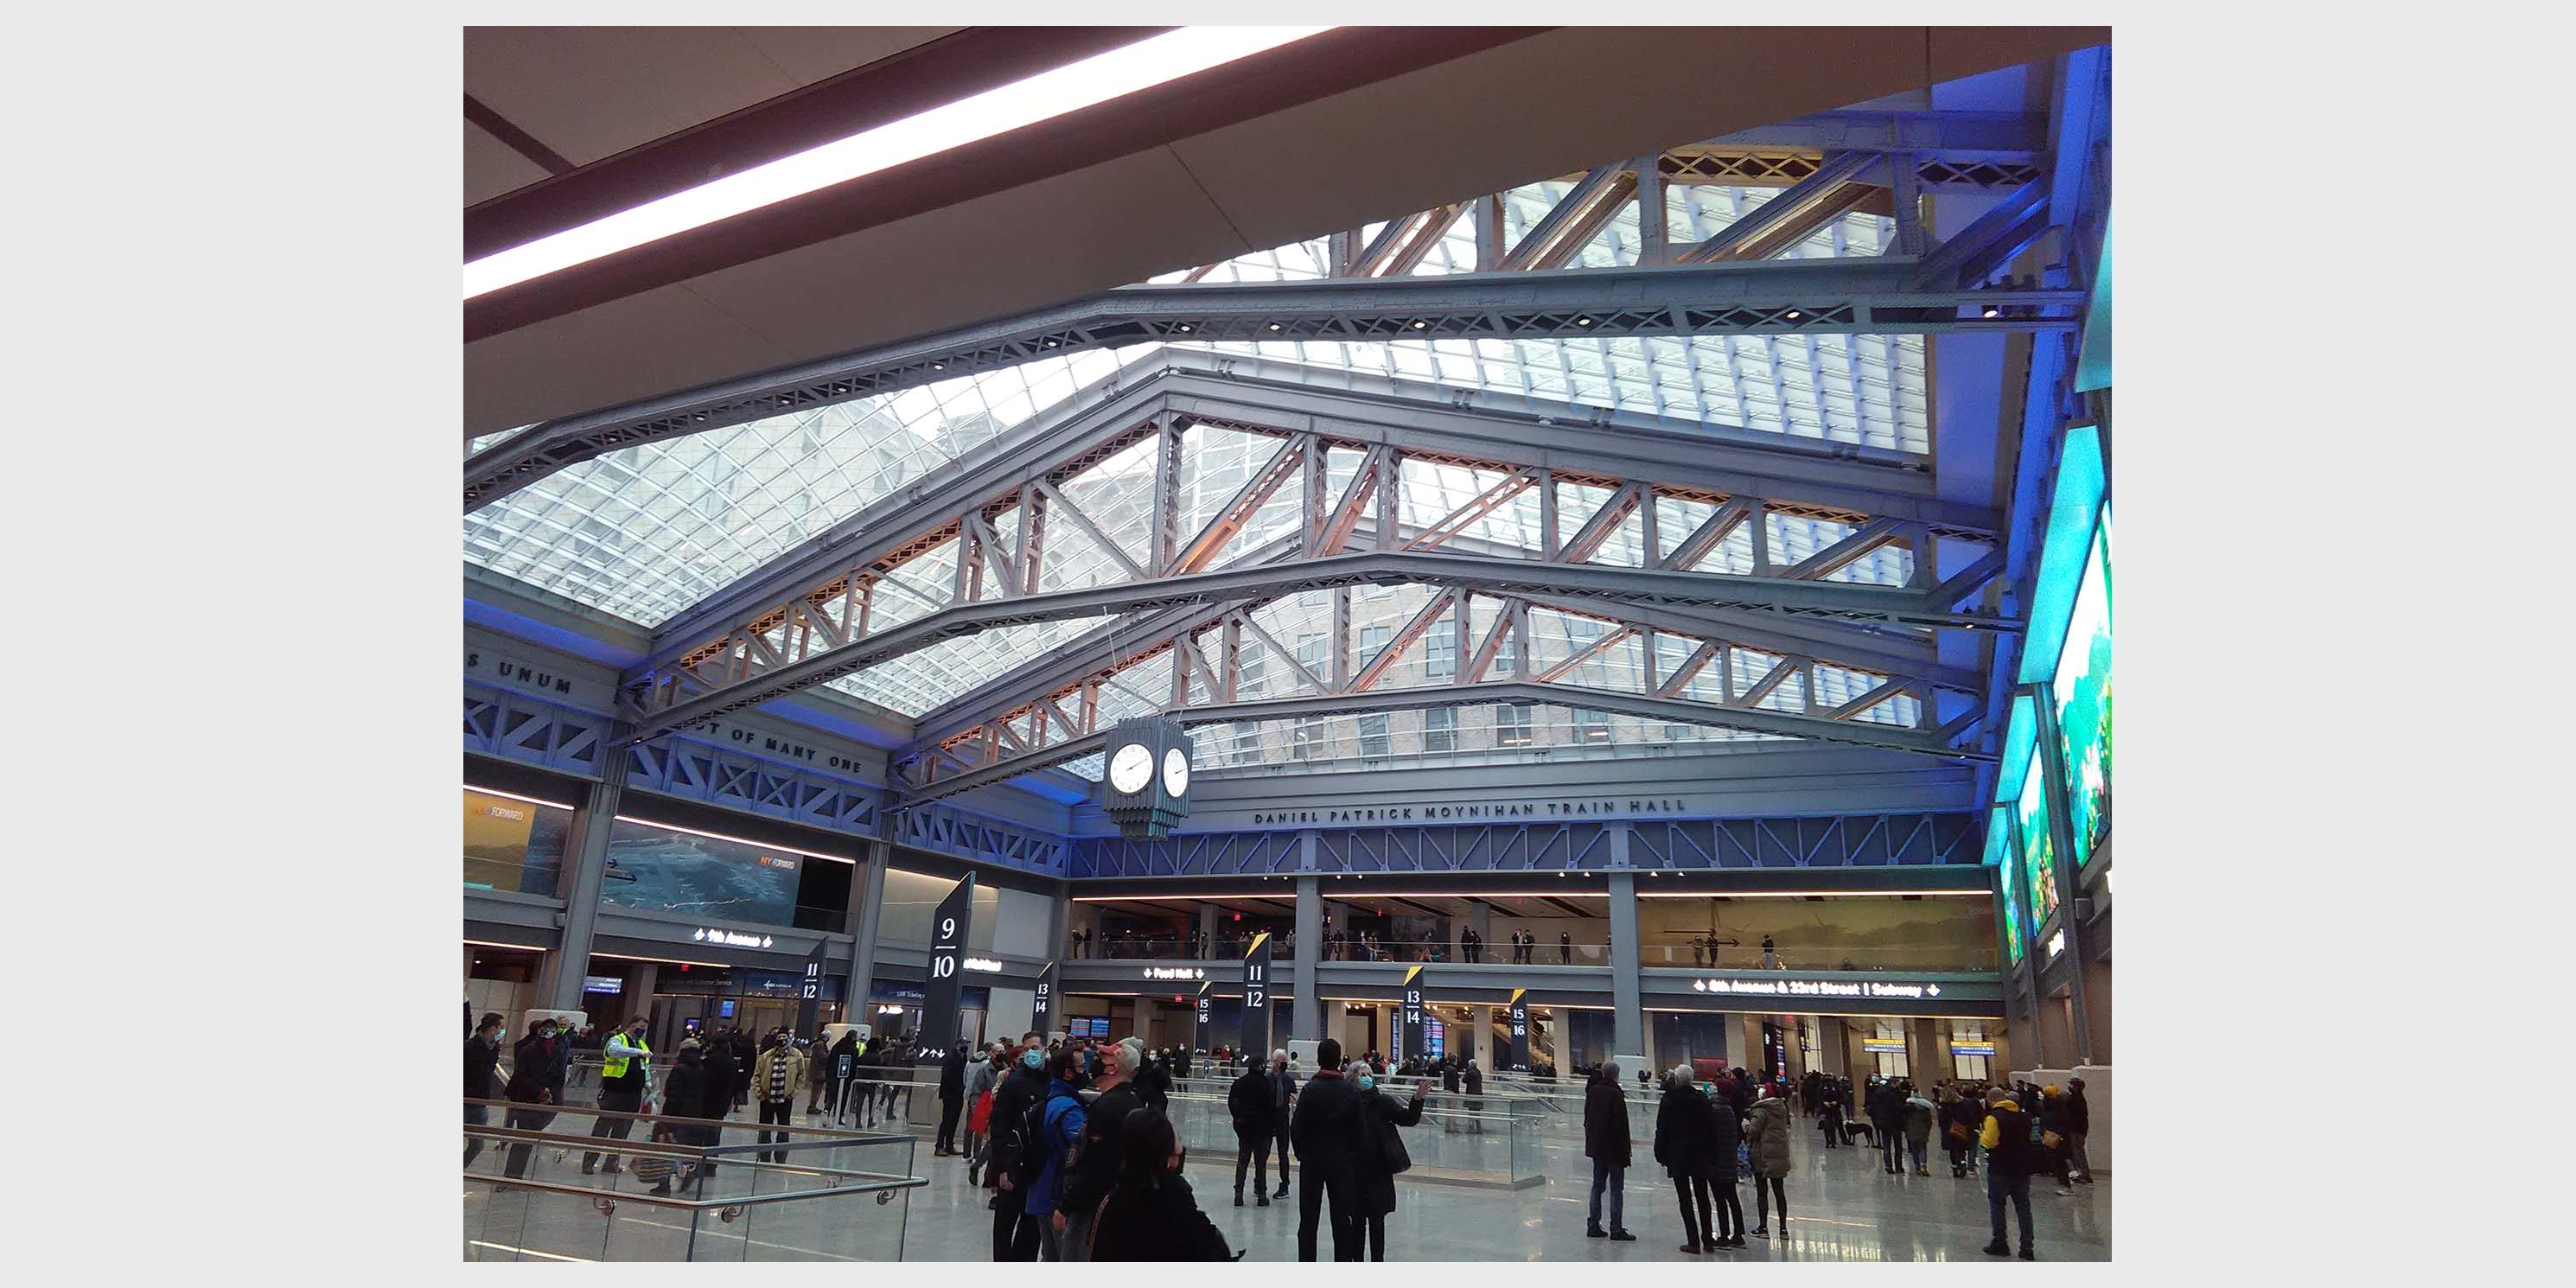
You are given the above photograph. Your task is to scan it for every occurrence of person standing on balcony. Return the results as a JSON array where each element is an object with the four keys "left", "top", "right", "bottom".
[
  {"left": 1584, "top": 1059, "right": 1636, "bottom": 1241},
  {"left": 1560, "top": 931, "right": 1572, "bottom": 964},
  {"left": 1462, "top": 926, "right": 1482, "bottom": 963}
]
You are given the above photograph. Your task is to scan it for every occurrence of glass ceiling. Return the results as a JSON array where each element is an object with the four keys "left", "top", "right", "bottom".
[
  {"left": 1031, "top": 577, "right": 1922, "bottom": 781},
  {"left": 464, "top": 177, "right": 1938, "bottom": 736}
]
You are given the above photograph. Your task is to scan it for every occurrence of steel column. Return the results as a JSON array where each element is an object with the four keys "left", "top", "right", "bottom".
[
  {"left": 1607, "top": 863, "right": 1645, "bottom": 1064},
  {"left": 1293, "top": 864, "right": 1322, "bottom": 1043},
  {"left": 537, "top": 733, "right": 629, "bottom": 1011}
]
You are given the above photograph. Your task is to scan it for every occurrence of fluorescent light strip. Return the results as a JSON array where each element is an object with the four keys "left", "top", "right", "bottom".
[
  {"left": 590, "top": 951, "right": 735, "bottom": 970},
  {"left": 464, "top": 26, "right": 1335, "bottom": 299},
  {"left": 612, "top": 813, "right": 858, "bottom": 864},
  {"left": 1634, "top": 889, "right": 1986, "bottom": 899},
  {"left": 464, "top": 783, "right": 577, "bottom": 811},
  {"left": 462, "top": 938, "right": 545, "bottom": 952}
]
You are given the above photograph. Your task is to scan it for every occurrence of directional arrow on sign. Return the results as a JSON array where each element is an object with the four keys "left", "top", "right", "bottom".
[
  {"left": 692, "top": 928, "right": 708, "bottom": 941},
  {"left": 762, "top": 935, "right": 775, "bottom": 948},
  {"left": 1927, "top": 984, "right": 1942, "bottom": 996}
]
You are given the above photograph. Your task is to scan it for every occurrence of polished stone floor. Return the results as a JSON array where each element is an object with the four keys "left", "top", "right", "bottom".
[{"left": 899, "top": 1119, "right": 2112, "bottom": 1263}]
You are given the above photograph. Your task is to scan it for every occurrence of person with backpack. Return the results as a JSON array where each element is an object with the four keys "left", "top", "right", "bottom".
[
  {"left": 1939, "top": 1086, "right": 1979, "bottom": 1177},
  {"left": 985, "top": 1037, "right": 1050, "bottom": 1261},
  {"left": 1744, "top": 1081, "right": 1794, "bottom": 1240},
  {"left": 1583, "top": 1059, "right": 1636, "bottom": 1241},
  {"left": 1706, "top": 1074, "right": 1746, "bottom": 1249},
  {"left": 1056, "top": 1039, "right": 1150, "bottom": 1262},
  {"left": 1979, "top": 1086, "right": 2044, "bottom": 1259},
  {"left": 654, "top": 1042, "right": 711, "bottom": 1198},
  {"left": 1903, "top": 1081, "right": 1938, "bottom": 1176},
  {"left": 1026, "top": 1048, "right": 1090, "bottom": 1261},
  {"left": 1229, "top": 1054, "right": 1277, "bottom": 1205},
  {"left": 1349, "top": 1067, "right": 1430, "bottom": 1261},
  {"left": 1087, "top": 1107, "right": 1240, "bottom": 1261},
  {"left": 1653, "top": 1066, "right": 1719, "bottom": 1254}
]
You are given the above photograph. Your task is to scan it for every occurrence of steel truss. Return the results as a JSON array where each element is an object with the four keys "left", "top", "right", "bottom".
[
  {"left": 1069, "top": 809, "right": 1979, "bottom": 877},
  {"left": 609, "top": 375, "right": 2014, "bottom": 750},
  {"left": 465, "top": 262, "right": 2075, "bottom": 513}
]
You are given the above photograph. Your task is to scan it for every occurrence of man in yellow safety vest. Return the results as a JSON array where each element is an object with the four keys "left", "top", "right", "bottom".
[{"left": 583, "top": 1016, "right": 654, "bottom": 1175}]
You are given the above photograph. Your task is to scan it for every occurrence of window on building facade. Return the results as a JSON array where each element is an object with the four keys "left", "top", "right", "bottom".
[
  {"left": 1573, "top": 707, "right": 1612, "bottom": 743},
  {"left": 1424, "top": 706, "right": 1457, "bottom": 753},
  {"left": 1357, "top": 713, "right": 1391, "bottom": 759},
  {"left": 1495, "top": 702, "right": 1533, "bottom": 747},
  {"left": 1426, "top": 619, "right": 1456, "bottom": 679}
]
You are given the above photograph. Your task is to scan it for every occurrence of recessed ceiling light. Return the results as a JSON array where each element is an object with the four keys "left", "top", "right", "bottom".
[
  {"left": 1268, "top": 322, "right": 1283, "bottom": 331},
  {"left": 464, "top": 27, "right": 1336, "bottom": 299}
]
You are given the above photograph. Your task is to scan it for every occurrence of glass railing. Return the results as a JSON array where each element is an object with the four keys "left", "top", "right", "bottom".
[{"left": 463, "top": 1097, "right": 922, "bottom": 1262}]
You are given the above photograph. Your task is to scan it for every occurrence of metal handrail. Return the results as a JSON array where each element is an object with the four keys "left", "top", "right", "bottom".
[
  {"left": 466, "top": 1095, "right": 914, "bottom": 1143},
  {"left": 462, "top": 1170, "right": 925, "bottom": 1213}
]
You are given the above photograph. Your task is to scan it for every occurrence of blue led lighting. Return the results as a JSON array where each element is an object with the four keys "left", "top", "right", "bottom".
[
  {"left": 2017, "top": 424, "right": 2107, "bottom": 685},
  {"left": 1994, "top": 692, "right": 2037, "bottom": 803}
]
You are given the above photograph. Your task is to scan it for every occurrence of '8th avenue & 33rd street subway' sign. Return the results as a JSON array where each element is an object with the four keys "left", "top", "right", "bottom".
[{"left": 1693, "top": 978, "right": 1945, "bottom": 999}]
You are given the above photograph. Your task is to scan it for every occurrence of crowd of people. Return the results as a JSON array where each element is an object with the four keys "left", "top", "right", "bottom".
[{"left": 471, "top": 1011, "right": 2093, "bottom": 1262}]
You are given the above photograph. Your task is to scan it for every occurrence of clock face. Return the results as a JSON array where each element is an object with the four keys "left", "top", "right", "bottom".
[
  {"left": 1108, "top": 743, "right": 1154, "bottom": 794},
  {"left": 1162, "top": 746, "right": 1190, "bottom": 796}
]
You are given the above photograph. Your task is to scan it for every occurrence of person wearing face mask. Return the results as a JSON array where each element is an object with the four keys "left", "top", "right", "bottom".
[
  {"left": 501, "top": 1016, "right": 570, "bottom": 1182},
  {"left": 583, "top": 1016, "right": 654, "bottom": 1176},
  {"left": 1086, "top": 1107, "right": 1240, "bottom": 1261},
  {"left": 1027, "top": 1048, "right": 1091, "bottom": 1261},
  {"left": 1349, "top": 1065, "right": 1431, "bottom": 1261},
  {"left": 985, "top": 1035, "right": 1051, "bottom": 1261},
  {"left": 751, "top": 1029, "right": 807, "bottom": 1164},
  {"left": 463, "top": 1013, "right": 506, "bottom": 1170}
]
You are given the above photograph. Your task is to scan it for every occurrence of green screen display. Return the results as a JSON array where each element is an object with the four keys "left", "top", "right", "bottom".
[
  {"left": 2052, "top": 510, "right": 2113, "bottom": 869},
  {"left": 1987, "top": 806, "right": 2024, "bottom": 966},
  {"left": 2017, "top": 756, "right": 2059, "bottom": 933}
]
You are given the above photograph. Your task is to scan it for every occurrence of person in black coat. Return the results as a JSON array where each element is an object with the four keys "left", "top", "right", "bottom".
[
  {"left": 985, "top": 1046, "right": 1050, "bottom": 1261},
  {"left": 1873, "top": 1078, "right": 1909, "bottom": 1174},
  {"left": 1582, "top": 1061, "right": 1636, "bottom": 1240},
  {"left": 501, "top": 1017, "right": 571, "bottom": 1179},
  {"left": 654, "top": 1045, "right": 711, "bottom": 1197},
  {"left": 2065, "top": 1077, "right": 2094, "bottom": 1183},
  {"left": 1653, "top": 1068, "right": 1722, "bottom": 1254},
  {"left": 463, "top": 1013, "right": 505, "bottom": 1168},
  {"left": 1816, "top": 1076, "right": 1844, "bottom": 1148},
  {"left": 1087, "top": 1107, "right": 1239, "bottom": 1261},
  {"left": 1349, "top": 1069, "right": 1429, "bottom": 1261},
  {"left": 1288, "top": 1039, "right": 1366, "bottom": 1262},
  {"left": 1706, "top": 1079, "right": 1746, "bottom": 1247},
  {"left": 936, "top": 1042, "right": 969, "bottom": 1156},
  {"left": 1228, "top": 1060, "right": 1277, "bottom": 1205}
]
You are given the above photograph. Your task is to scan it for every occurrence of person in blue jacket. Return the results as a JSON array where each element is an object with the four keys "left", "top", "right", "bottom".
[{"left": 1025, "top": 1047, "right": 1090, "bottom": 1261}]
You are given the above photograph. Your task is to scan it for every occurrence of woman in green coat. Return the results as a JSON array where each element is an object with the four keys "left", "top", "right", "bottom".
[{"left": 1743, "top": 1082, "right": 1794, "bottom": 1239}]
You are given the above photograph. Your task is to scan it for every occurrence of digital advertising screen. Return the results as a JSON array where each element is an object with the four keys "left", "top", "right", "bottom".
[
  {"left": 1986, "top": 806, "right": 2024, "bottom": 966},
  {"left": 2052, "top": 509, "right": 2113, "bottom": 870},
  {"left": 598, "top": 817, "right": 803, "bottom": 927},
  {"left": 462, "top": 788, "right": 569, "bottom": 896},
  {"left": 2017, "top": 761, "right": 2060, "bottom": 934}
]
